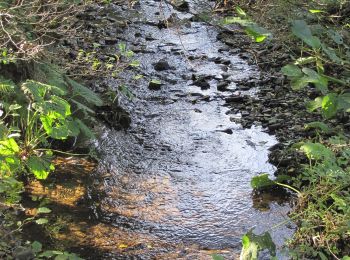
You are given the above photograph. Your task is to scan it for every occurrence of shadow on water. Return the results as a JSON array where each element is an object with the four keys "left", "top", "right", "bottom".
[{"left": 22, "top": 0, "right": 296, "bottom": 259}]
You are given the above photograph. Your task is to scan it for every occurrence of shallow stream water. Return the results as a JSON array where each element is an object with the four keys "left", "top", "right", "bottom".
[{"left": 87, "top": 0, "right": 294, "bottom": 258}]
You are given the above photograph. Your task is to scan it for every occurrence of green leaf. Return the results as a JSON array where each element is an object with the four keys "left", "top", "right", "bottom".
[
  {"left": 27, "top": 156, "right": 54, "bottom": 180},
  {"left": 118, "top": 85, "right": 135, "bottom": 100},
  {"left": 302, "top": 68, "right": 328, "bottom": 94},
  {"left": 327, "top": 29, "right": 343, "bottom": 45},
  {"left": 211, "top": 254, "right": 225, "bottom": 260},
  {"left": 35, "top": 218, "right": 49, "bottom": 225},
  {"left": 236, "top": 6, "right": 247, "bottom": 17},
  {"left": 31, "top": 241, "right": 42, "bottom": 253},
  {"left": 322, "top": 93, "right": 338, "bottom": 118},
  {"left": 37, "top": 207, "right": 52, "bottom": 214},
  {"left": 251, "top": 174, "right": 275, "bottom": 189},
  {"left": 304, "top": 121, "right": 331, "bottom": 133},
  {"left": 0, "top": 138, "right": 20, "bottom": 155},
  {"left": 150, "top": 79, "right": 162, "bottom": 84},
  {"left": 322, "top": 44, "right": 342, "bottom": 64},
  {"left": 294, "top": 57, "right": 316, "bottom": 66},
  {"left": 281, "top": 64, "right": 303, "bottom": 78},
  {"left": 66, "top": 78, "right": 103, "bottom": 107},
  {"left": 309, "top": 9, "right": 325, "bottom": 13},
  {"left": 338, "top": 93, "right": 350, "bottom": 112},
  {"left": 240, "top": 230, "right": 276, "bottom": 260},
  {"left": 291, "top": 20, "right": 321, "bottom": 49},
  {"left": 306, "top": 97, "right": 323, "bottom": 112},
  {"left": 75, "top": 119, "right": 95, "bottom": 139},
  {"left": 300, "top": 142, "right": 335, "bottom": 162}
]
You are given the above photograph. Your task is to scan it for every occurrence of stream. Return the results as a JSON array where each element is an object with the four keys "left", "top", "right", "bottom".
[{"left": 76, "top": 0, "right": 294, "bottom": 258}]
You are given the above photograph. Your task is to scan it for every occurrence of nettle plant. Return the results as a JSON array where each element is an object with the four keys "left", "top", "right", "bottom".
[
  {"left": 0, "top": 68, "right": 102, "bottom": 203},
  {"left": 282, "top": 19, "right": 350, "bottom": 119}
]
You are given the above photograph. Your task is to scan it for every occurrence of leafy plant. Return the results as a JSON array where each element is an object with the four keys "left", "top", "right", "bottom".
[
  {"left": 0, "top": 74, "right": 102, "bottom": 202},
  {"left": 282, "top": 19, "right": 350, "bottom": 118},
  {"left": 221, "top": 6, "right": 271, "bottom": 43},
  {"left": 240, "top": 229, "right": 276, "bottom": 260}
]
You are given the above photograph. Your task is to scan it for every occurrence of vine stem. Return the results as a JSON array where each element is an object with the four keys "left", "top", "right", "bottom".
[{"left": 35, "top": 148, "right": 90, "bottom": 157}]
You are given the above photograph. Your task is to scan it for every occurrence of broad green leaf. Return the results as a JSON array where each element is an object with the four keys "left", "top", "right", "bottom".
[
  {"left": 211, "top": 254, "right": 225, "bottom": 260},
  {"left": 304, "top": 121, "right": 331, "bottom": 133},
  {"left": 302, "top": 68, "right": 328, "bottom": 94},
  {"left": 66, "top": 120, "right": 80, "bottom": 137},
  {"left": 322, "top": 93, "right": 338, "bottom": 118},
  {"left": 300, "top": 142, "right": 335, "bottom": 162},
  {"left": 291, "top": 20, "right": 321, "bottom": 49},
  {"left": 240, "top": 230, "right": 276, "bottom": 260},
  {"left": 37, "top": 207, "right": 52, "bottom": 214},
  {"left": 327, "top": 29, "right": 343, "bottom": 45},
  {"left": 322, "top": 44, "right": 342, "bottom": 64},
  {"left": 66, "top": 78, "right": 103, "bottom": 107},
  {"left": 31, "top": 241, "right": 42, "bottom": 253},
  {"left": 0, "top": 138, "right": 20, "bottom": 155},
  {"left": 338, "top": 93, "right": 350, "bottom": 112},
  {"left": 75, "top": 119, "right": 95, "bottom": 139},
  {"left": 251, "top": 174, "right": 274, "bottom": 189},
  {"left": 35, "top": 218, "right": 49, "bottom": 225},
  {"left": 150, "top": 79, "right": 162, "bottom": 84},
  {"left": 49, "top": 124, "right": 70, "bottom": 140},
  {"left": 306, "top": 97, "right": 323, "bottom": 112},
  {"left": 245, "top": 24, "right": 270, "bottom": 43},
  {"left": 27, "top": 156, "right": 54, "bottom": 180},
  {"left": 281, "top": 64, "right": 303, "bottom": 78}
]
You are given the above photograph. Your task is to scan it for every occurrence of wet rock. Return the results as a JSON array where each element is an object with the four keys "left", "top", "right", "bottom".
[
  {"left": 217, "top": 81, "right": 230, "bottom": 91},
  {"left": 220, "top": 128, "right": 233, "bottom": 134},
  {"left": 269, "top": 123, "right": 283, "bottom": 131},
  {"left": 153, "top": 60, "right": 172, "bottom": 71},
  {"left": 173, "top": 0, "right": 190, "bottom": 12},
  {"left": 193, "top": 78, "right": 210, "bottom": 90},
  {"left": 225, "top": 95, "right": 244, "bottom": 103},
  {"left": 222, "top": 73, "right": 231, "bottom": 79},
  {"left": 148, "top": 80, "right": 163, "bottom": 90}
]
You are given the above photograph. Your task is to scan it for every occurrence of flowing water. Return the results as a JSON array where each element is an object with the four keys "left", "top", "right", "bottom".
[{"left": 79, "top": 0, "right": 294, "bottom": 258}]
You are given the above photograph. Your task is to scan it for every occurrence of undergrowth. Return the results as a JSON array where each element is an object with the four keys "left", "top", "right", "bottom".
[{"left": 215, "top": 0, "right": 350, "bottom": 259}]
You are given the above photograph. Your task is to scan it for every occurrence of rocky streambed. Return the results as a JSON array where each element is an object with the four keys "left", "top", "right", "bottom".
[
  {"left": 89, "top": 0, "right": 295, "bottom": 258},
  {"left": 23, "top": 0, "right": 298, "bottom": 259}
]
